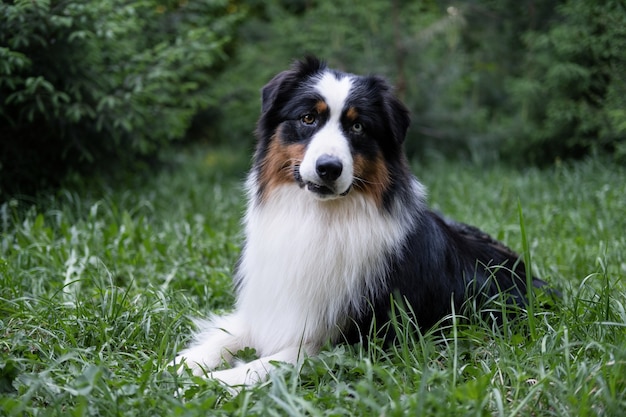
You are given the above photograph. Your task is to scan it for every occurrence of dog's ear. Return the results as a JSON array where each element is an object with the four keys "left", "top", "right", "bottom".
[
  {"left": 364, "top": 75, "right": 410, "bottom": 145},
  {"left": 261, "top": 70, "right": 291, "bottom": 114},
  {"left": 384, "top": 94, "right": 411, "bottom": 144},
  {"left": 372, "top": 78, "right": 410, "bottom": 145},
  {"left": 260, "top": 57, "right": 327, "bottom": 114}
]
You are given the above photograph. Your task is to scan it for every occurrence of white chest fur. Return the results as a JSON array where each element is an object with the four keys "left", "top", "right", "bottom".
[{"left": 235, "top": 183, "right": 418, "bottom": 355}]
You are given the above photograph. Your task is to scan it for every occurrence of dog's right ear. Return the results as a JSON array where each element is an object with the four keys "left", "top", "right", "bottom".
[
  {"left": 261, "top": 70, "right": 292, "bottom": 114},
  {"left": 260, "top": 57, "right": 327, "bottom": 114}
]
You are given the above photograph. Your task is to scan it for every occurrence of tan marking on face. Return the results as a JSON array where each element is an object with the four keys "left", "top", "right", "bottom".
[
  {"left": 259, "top": 131, "right": 305, "bottom": 200},
  {"left": 352, "top": 153, "right": 391, "bottom": 208},
  {"left": 346, "top": 107, "right": 359, "bottom": 122},
  {"left": 315, "top": 100, "right": 328, "bottom": 114}
]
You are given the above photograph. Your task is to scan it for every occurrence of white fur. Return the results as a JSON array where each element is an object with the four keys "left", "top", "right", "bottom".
[
  {"left": 173, "top": 177, "right": 423, "bottom": 387},
  {"left": 313, "top": 71, "right": 353, "bottom": 117},
  {"left": 299, "top": 73, "right": 354, "bottom": 197}
]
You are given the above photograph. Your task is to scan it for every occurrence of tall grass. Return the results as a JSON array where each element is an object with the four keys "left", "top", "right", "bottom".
[{"left": 1, "top": 148, "right": 625, "bottom": 416}]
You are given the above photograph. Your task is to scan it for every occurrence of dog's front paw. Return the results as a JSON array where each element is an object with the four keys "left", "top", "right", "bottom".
[
  {"left": 169, "top": 345, "right": 228, "bottom": 376},
  {"left": 169, "top": 360, "right": 258, "bottom": 396},
  {"left": 210, "top": 366, "right": 265, "bottom": 388},
  {"left": 168, "top": 354, "right": 209, "bottom": 376}
]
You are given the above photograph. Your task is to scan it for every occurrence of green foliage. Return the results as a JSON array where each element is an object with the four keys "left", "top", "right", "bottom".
[
  {"left": 505, "top": 0, "right": 626, "bottom": 163},
  {"left": 1, "top": 147, "right": 625, "bottom": 415},
  {"left": 209, "top": 0, "right": 625, "bottom": 164},
  {"left": 205, "top": 0, "right": 450, "bottom": 151},
  {"left": 2, "top": 0, "right": 624, "bottom": 195},
  {"left": 204, "top": 0, "right": 519, "bottom": 160},
  {"left": 0, "top": 0, "right": 242, "bottom": 195}
]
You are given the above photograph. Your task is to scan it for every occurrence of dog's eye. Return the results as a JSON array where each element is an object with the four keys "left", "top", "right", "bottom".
[
  {"left": 301, "top": 114, "right": 316, "bottom": 125},
  {"left": 351, "top": 122, "right": 364, "bottom": 134}
]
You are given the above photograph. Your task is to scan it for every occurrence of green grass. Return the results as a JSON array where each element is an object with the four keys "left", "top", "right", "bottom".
[{"left": 1, "top": 147, "right": 625, "bottom": 416}]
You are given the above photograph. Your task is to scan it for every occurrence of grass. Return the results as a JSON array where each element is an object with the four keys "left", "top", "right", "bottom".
[{"left": 1, "top": 146, "right": 625, "bottom": 416}]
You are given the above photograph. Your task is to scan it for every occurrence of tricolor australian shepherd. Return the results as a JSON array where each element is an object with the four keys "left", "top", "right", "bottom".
[{"left": 173, "top": 57, "right": 549, "bottom": 387}]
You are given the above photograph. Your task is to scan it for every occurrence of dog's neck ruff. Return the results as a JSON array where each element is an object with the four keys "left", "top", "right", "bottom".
[{"left": 235, "top": 178, "right": 426, "bottom": 355}]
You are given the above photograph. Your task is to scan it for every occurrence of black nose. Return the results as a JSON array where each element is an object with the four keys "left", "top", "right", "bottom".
[{"left": 316, "top": 154, "right": 343, "bottom": 181}]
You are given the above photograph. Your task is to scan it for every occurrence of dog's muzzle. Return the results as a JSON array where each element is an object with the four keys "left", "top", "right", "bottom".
[{"left": 294, "top": 155, "right": 351, "bottom": 198}]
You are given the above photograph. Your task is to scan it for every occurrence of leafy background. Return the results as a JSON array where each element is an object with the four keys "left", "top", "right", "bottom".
[{"left": 2, "top": 0, "right": 625, "bottom": 195}]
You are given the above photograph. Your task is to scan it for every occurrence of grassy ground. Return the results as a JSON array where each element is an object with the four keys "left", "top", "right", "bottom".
[{"left": 1, "top": 147, "right": 625, "bottom": 416}]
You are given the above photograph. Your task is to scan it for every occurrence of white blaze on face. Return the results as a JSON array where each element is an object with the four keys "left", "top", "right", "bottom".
[{"left": 299, "top": 72, "right": 354, "bottom": 198}]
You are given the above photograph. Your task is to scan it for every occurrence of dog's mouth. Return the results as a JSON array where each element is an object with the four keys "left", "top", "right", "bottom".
[{"left": 294, "top": 167, "right": 351, "bottom": 198}]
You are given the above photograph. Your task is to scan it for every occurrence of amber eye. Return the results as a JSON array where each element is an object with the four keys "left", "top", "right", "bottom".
[
  {"left": 351, "top": 122, "right": 364, "bottom": 134},
  {"left": 301, "top": 114, "right": 316, "bottom": 125}
]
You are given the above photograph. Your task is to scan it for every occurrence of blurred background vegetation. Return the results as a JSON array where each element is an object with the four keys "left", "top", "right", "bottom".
[{"left": 1, "top": 0, "right": 625, "bottom": 196}]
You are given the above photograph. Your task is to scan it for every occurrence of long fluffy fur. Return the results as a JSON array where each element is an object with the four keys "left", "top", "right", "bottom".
[{"left": 172, "top": 57, "right": 549, "bottom": 387}]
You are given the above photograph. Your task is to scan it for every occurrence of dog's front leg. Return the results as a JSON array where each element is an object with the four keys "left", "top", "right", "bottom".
[
  {"left": 171, "top": 313, "right": 247, "bottom": 375},
  {"left": 210, "top": 343, "right": 318, "bottom": 388}
]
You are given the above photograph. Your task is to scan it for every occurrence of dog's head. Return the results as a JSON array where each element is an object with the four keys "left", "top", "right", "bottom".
[{"left": 254, "top": 57, "right": 410, "bottom": 206}]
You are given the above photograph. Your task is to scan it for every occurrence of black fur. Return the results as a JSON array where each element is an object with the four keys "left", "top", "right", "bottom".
[{"left": 347, "top": 210, "right": 548, "bottom": 343}]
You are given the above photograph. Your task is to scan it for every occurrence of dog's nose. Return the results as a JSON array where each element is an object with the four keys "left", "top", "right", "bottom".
[{"left": 316, "top": 155, "right": 343, "bottom": 181}]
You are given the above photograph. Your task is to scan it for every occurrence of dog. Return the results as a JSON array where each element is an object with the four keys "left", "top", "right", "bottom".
[{"left": 172, "top": 57, "right": 549, "bottom": 387}]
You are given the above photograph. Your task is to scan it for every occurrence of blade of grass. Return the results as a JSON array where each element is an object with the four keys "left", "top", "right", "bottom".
[{"left": 517, "top": 199, "right": 536, "bottom": 340}]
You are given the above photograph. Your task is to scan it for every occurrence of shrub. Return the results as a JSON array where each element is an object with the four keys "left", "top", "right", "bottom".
[
  {"left": 0, "top": 0, "right": 242, "bottom": 195},
  {"left": 504, "top": 0, "right": 626, "bottom": 163},
  {"left": 208, "top": 0, "right": 625, "bottom": 164}
]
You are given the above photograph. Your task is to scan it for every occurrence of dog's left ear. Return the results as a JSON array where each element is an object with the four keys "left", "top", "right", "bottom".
[
  {"left": 369, "top": 75, "right": 411, "bottom": 145},
  {"left": 384, "top": 93, "right": 411, "bottom": 145}
]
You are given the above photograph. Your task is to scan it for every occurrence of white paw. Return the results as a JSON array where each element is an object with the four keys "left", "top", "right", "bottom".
[
  {"left": 170, "top": 362, "right": 262, "bottom": 397},
  {"left": 170, "top": 342, "right": 233, "bottom": 376},
  {"left": 168, "top": 355, "right": 211, "bottom": 376},
  {"left": 210, "top": 366, "right": 266, "bottom": 387}
]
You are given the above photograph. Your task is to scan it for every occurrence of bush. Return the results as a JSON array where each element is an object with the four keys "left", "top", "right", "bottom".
[
  {"left": 209, "top": 0, "right": 625, "bottom": 165},
  {"left": 503, "top": 0, "right": 626, "bottom": 163},
  {"left": 203, "top": 0, "right": 449, "bottom": 153},
  {"left": 0, "top": 0, "right": 242, "bottom": 196}
]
